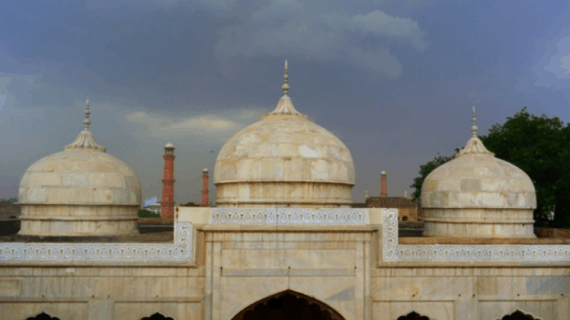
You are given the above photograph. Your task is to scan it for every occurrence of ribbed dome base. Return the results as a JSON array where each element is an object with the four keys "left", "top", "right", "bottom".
[
  {"left": 18, "top": 205, "right": 139, "bottom": 236},
  {"left": 422, "top": 208, "right": 536, "bottom": 238}
]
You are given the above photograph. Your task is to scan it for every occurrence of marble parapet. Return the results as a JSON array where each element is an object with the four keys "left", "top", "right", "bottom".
[{"left": 1, "top": 208, "right": 570, "bottom": 265}]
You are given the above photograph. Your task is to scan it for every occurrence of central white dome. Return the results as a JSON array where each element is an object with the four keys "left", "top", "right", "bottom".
[{"left": 214, "top": 61, "right": 355, "bottom": 208}]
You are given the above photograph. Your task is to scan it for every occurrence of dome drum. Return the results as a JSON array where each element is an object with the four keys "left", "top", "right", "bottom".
[
  {"left": 18, "top": 205, "right": 139, "bottom": 236},
  {"left": 215, "top": 181, "right": 353, "bottom": 208},
  {"left": 421, "top": 208, "right": 535, "bottom": 238}
]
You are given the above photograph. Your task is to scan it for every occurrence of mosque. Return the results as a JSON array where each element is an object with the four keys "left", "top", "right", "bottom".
[{"left": 1, "top": 61, "right": 570, "bottom": 320}]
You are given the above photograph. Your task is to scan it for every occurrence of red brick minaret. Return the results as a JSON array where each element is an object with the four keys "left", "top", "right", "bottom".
[
  {"left": 380, "top": 170, "right": 388, "bottom": 198},
  {"left": 160, "top": 141, "right": 175, "bottom": 218},
  {"left": 201, "top": 168, "right": 209, "bottom": 206}
]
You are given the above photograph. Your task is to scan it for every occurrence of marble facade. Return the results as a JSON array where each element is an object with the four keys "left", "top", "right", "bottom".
[{"left": 1, "top": 208, "right": 569, "bottom": 320}]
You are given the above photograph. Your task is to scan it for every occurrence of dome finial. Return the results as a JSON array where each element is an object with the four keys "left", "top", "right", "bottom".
[
  {"left": 282, "top": 59, "right": 289, "bottom": 96},
  {"left": 65, "top": 99, "right": 107, "bottom": 152},
  {"left": 456, "top": 105, "right": 493, "bottom": 157},
  {"left": 83, "top": 99, "right": 91, "bottom": 130},
  {"left": 471, "top": 105, "right": 478, "bottom": 138},
  {"left": 266, "top": 59, "right": 305, "bottom": 117}
]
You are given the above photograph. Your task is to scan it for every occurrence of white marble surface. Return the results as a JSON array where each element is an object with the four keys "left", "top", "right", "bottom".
[
  {"left": 18, "top": 148, "right": 142, "bottom": 236},
  {"left": 209, "top": 208, "right": 368, "bottom": 225},
  {"left": 0, "top": 222, "right": 192, "bottom": 262},
  {"left": 421, "top": 133, "right": 537, "bottom": 238},
  {"left": 214, "top": 86, "right": 355, "bottom": 208}
]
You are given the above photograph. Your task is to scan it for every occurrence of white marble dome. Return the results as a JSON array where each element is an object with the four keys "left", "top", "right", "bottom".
[
  {"left": 214, "top": 61, "right": 355, "bottom": 208},
  {"left": 18, "top": 100, "right": 141, "bottom": 236},
  {"left": 421, "top": 107, "right": 536, "bottom": 238}
]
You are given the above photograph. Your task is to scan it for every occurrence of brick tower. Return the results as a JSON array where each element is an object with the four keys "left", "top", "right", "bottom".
[
  {"left": 160, "top": 141, "right": 175, "bottom": 218},
  {"left": 201, "top": 168, "right": 209, "bottom": 207},
  {"left": 380, "top": 170, "right": 387, "bottom": 198}
]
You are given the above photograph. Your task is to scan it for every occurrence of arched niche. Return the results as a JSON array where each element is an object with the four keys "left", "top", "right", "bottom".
[{"left": 231, "top": 290, "right": 346, "bottom": 320}]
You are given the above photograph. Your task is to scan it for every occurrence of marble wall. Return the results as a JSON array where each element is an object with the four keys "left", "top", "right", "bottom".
[{"left": 1, "top": 209, "right": 569, "bottom": 320}]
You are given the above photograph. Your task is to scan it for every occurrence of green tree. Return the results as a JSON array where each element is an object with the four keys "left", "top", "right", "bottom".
[
  {"left": 138, "top": 209, "right": 159, "bottom": 217},
  {"left": 409, "top": 149, "right": 460, "bottom": 202},
  {"left": 554, "top": 125, "right": 570, "bottom": 227},
  {"left": 480, "top": 107, "right": 566, "bottom": 227},
  {"left": 182, "top": 201, "right": 199, "bottom": 207}
]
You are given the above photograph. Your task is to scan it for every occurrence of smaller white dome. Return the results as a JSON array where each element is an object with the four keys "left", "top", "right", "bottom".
[
  {"left": 421, "top": 107, "right": 536, "bottom": 238},
  {"left": 18, "top": 100, "right": 141, "bottom": 236},
  {"left": 165, "top": 141, "right": 174, "bottom": 149},
  {"left": 20, "top": 150, "right": 141, "bottom": 206}
]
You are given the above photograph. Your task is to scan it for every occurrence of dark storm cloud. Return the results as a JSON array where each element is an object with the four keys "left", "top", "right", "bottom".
[{"left": 1, "top": 0, "right": 570, "bottom": 204}]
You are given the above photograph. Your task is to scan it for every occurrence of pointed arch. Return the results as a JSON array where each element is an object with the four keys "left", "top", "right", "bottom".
[
  {"left": 396, "top": 311, "right": 430, "bottom": 320},
  {"left": 497, "top": 310, "right": 541, "bottom": 320},
  {"left": 141, "top": 312, "right": 174, "bottom": 320},
  {"left": 26, "top": 312, "right": 61, "bottom": 320},
  {"left": 231, "top": 289, "right": 346, "bottom": 320}
]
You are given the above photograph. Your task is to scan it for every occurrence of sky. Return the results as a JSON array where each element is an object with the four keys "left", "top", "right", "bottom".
[{"left": 1, "top": 0, "right": 570, "bottom": 205}]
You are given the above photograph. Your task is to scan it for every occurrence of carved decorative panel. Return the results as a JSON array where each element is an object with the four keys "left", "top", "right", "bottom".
[{"left": 0, "top": 222, "right": 192, "bottom": 262}]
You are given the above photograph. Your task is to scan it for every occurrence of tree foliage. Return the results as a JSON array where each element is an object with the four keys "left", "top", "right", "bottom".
[
  {"left": 181, "top": 201, "right": 199, "bottom": 207},
  {"left": 409, "top": 150, "right": 459, "bottom": 202},
  {"left": 410, "top": 107, "right": 570, "bottom": 228},
  {"left": 138, "top": 209, "right": 159, "bottom": 217},
  {"left": 480, "top": 107, "right": 566, "bottom": 227}
]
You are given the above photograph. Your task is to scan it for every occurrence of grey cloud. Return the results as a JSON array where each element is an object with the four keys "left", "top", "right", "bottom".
[
  {"left": 214, "top": 3, "right": 427, "bottom": 77},
  {"left": 0, "top": 68, "right": 263, "bottom": 204},
  {"left": 468, "top": 89, "right": 503, "bottom": 106},
  {"left": 251, "top": 0, "right": 304, "bottom": 21},
  {"left": 84, "top": 0, "right": 237, "bottom": 11},
  {"left": 321, "top": 11, "right": 427, "bottom": 52},
  {"left": 347, "top": 47, "right": 402, "bottom": 77},
  {"left": 531, "top": 30, "right": 570, "bottom": 90},
  {"left": 123, "top": 107, "right": 267, "bottom": 143}
]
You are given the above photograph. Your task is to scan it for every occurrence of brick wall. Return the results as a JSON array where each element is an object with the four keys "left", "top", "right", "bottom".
[{"left": 365, "top": 197, "right": 420, "bottom": 221}]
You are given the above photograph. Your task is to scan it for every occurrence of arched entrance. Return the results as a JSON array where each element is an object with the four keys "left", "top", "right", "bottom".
[{"left": 231, "top": 290, "right": 345, "bottom": 320}]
